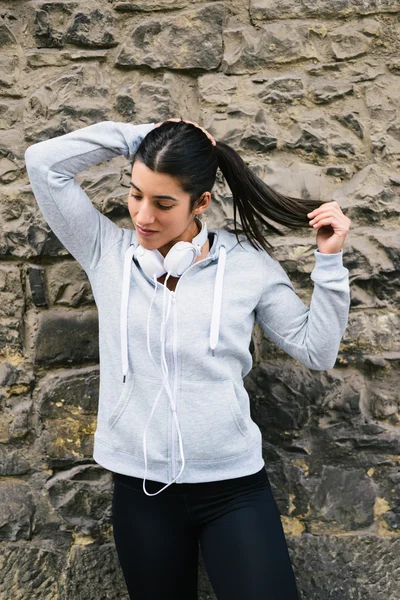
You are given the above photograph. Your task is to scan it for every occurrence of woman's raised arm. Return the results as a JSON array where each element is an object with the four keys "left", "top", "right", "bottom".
[
  {"left": 254, "top": 248, "right": 351, "bottom": 371},
  {"left": 24, "top": 120, "right": 155, "bottom": 273}
]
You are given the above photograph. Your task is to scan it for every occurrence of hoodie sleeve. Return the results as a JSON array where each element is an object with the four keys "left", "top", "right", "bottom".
[
  {"left": 24, "top": 120, "right": 155, "bottom": 273},
  {"left": 254, "top": 248, "right": 351, "bottom": 370}
]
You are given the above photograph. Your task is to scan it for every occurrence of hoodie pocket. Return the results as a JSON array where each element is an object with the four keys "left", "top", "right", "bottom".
[
  {"left": 178, "top": 379, "right": 249, "bottom": 461},
  {"left": 107, "top": 373, "right": 169, "bottom": 461}
]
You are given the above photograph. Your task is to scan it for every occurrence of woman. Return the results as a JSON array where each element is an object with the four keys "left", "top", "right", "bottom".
[{"left": 24, "top": 116, "right": 351, "bottom": 599}]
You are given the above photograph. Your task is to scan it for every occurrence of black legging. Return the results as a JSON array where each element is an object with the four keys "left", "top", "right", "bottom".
[{"left": 111, "top": 466, "right": 300, "bottom": 600}]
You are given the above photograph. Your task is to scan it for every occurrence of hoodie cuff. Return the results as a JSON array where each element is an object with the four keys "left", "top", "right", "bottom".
[{"left": 311, "top": 248, "right": 349, "bottom": 281}]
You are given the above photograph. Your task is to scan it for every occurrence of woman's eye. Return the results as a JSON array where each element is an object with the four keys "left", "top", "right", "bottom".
[{"left": 130, "top": 194, "right": 173, "bottom": 210}]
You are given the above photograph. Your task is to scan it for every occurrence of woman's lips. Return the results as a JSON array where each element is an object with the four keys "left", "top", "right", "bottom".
[{"left": 137, "top": 225, "right": 157, "bottom": 237}]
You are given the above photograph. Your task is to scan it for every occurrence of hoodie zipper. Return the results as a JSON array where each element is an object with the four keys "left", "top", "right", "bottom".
[{"left": 168, "top": 254, "right": 215, "bottom": 482}]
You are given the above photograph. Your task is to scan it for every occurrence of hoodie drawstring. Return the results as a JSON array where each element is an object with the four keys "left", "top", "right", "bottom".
[
  {"left": 210, "top": 245, "right": 227, "bottom": 355},
  {"left": 139, "top": 273, "right": 184, "bottom": 495},
  {"left": 121, "top": 243, "right": 136, "bottom": 383}
]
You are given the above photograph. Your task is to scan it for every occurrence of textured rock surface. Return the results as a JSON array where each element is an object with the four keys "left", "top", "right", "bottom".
[{"left": 0, "top": 0, "right": 399, "bottom": 598}]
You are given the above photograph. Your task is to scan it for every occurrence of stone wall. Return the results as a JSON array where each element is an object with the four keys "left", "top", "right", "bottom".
[{"left": 1, "top": 0, "right": 399, "bottom": 598}]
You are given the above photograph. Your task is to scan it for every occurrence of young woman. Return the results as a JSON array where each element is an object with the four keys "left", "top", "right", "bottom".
[{"left": 25, "top": 116, "right": 351, "bottom": 600}]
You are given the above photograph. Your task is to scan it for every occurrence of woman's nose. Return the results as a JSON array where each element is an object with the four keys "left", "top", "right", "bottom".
[{"left": 136, "top": 203, "right": 156, "bottom": 224}]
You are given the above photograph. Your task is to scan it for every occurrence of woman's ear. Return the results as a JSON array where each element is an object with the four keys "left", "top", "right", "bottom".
[{"left": 194, "top": 192, "right": 211, "bottom": 215}]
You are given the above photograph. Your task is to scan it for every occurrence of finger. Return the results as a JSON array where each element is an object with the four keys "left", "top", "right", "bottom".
[
  {"left": 156, "top": 119, "right": 216, "bottom": 145},
  {"left": 193, "top": 126, "right": 216, "bottom": 145},
  {"left": 309, "top": 211, "right": 336, "bottom": 224},
  {"left": 307, "top": 202, "right": 340, "bottom": 218},
  {"left": 311, "top": 217, "right": 340, "bottom": 229},
  {"left": 181, "top": 120, "right": 213, "bottom": 140},
  {"left": 309, "top": 206, "right": 340, "bottom": 218}
]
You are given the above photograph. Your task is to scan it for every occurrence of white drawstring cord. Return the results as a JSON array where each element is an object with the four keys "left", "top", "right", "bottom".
[
  {"left": 210, "top": 245, "right": 226, "bottom": 355},
  {"left": 142, "top": 271, "right": 185, "bottom": 496}
]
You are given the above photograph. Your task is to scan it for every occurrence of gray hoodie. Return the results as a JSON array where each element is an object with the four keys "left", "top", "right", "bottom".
[{"left": 24, "top": 120, "right": 351, "bottom": 495}]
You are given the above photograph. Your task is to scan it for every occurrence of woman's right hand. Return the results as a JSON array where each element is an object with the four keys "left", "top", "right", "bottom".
[{"left": 153, "top": 118, "right": 216, "bottom": 146}]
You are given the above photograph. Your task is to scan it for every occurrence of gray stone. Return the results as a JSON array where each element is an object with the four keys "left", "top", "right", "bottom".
[
  {"left": 34, "top": 3, "right": 77, "bottom": 49},
  {"left": 333, "top": 112, "right": 365, "bottom": 139},
  {"left": 311, "top": 81, "right": 354, "bottom": 104},
  {"left": 255, "top": 75, "right": 306, "bottom": 104},
  {"left": 285, "top": 122, "right": 330, "bottom": 157},
  {"left": 0, "top": 446, "right": 32, "bottom": 476},
  {"left": 329, "top": 164, "right": 400, "bottom": 224},
  {"left": 114, "top": 0, "right": 189, "bottom": 11},
  {"left": 236, "top": 108, "right": 280, "bottom": 153},
  {"left": 387, "top": 57, "right": 400, "bottom": 74},
  {"left": 222, "top": 23, "right": 319, "bottom": 74},
  {"left": 0, "top": 128, "right": 25, "bottom": 161},
  {"left": 46, "top": 261, "right": 94, "bottom": 307},
  {"left": 279, "top": 111, "right": 360, "bottom": 161},
  {"left": 250, "top": 0, "right": 400, "bottom": 21},
  {"left": 25, "top": 48, "right": 108, "bottom": 69},
  {"left": 115, "top": 3, "right": 226, "bottom": 70},
  {"left": 325, "top": 164, "right": 353, "bottom": 177},
  {"left": 344, "top": 310, "right": 399, "bottom": 355},
  {"left": 65, "top": 9, "right": 118, "bottom": 49},
  {"left": 44, "top": 465, "right": 113, "bottom": 536},
  {"left": 329, "top": 28, "right": 372, "bottom": 62},
  {"left": 64, "top": 542, "right": 129, "bottom": 599},
  {"left": 0, "top": 16, "right": 18, "bottom": 46},
  {"left": 0, "top": 157, "right": 18, "bottom": 183},
  {"left": 36, "top": 367, "right": 99, "bottom": 419},
  {"left": 0, "top": 265, "right": 24, "bottom": 352},
  {"left": 291, "top": 534, "right": 400, "bottom": 600},
  {"left": 1, "top": 183, "right": 62, "bottom": 262},
  {"left": 34, "top": 4, "right": 119, "bottom": 50},
  {"left": 0, "top": 480, "right": 36, "bottom": 541},
  {"left": 24, "top": 65, "right": 110, "bottom": 143},
  {"left": 7, "top": 397, "right": 33, "bottom": 441},
  {"left": 30, "top": 310, "right": 99, "bottom": 366},
  {"left": 311, "top": 465, "right": 376, "bottom": 531},
  {"left": 198, "top": 73, "right": 239, "bottom": 107},
  {"left": 0, "top": 51, "right": 20, "bottom": 94},
  {"left": 28, "top": 264, "right": 48, "bottom": 307},
  {"left": 114, "top": 70, "right": 198, "bottom": 125},
  {"left": 38, "top": 408, "right": 96, "bottom": 465},
  {"left": 0, "top": 545, "right": 61, "bottom": 599},
  {"left": 306, "top": 59, "right": 385, "bottom": 83},
  {"left": 364, "top": 74, "right": 400, "bottom": 125}
]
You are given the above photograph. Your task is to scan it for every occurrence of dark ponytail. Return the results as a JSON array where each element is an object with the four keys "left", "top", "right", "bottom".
[{"left": 133, "top": 121, "right": 331, "bottom": 259}]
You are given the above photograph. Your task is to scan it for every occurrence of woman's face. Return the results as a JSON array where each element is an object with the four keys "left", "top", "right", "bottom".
[{"left": 128, "top": 160, "right": 210, "bottom": 257}]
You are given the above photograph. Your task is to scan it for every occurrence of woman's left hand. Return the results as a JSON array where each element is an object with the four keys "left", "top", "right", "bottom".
[
  {"left": 154, "top": 118, "right": 216, "bottom": 146},
  {"left": 307, "top": 201, "right": 351, "bottom": 254}
]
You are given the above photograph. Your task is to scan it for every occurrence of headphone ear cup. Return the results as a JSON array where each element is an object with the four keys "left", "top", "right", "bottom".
[
  {"left": 164, "top": 241, "right": 197, "bottom": 277},
  {"left": 134, "top": 246, "right": 166, "bottom": 279}
]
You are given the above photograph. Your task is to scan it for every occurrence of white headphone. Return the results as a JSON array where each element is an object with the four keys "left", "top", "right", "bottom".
[
  {"left": 133, "top": 216, "right": 208, "bottom": 279},
  {"left": 128, "top": 215, "right": 209, "bottom": 495}
]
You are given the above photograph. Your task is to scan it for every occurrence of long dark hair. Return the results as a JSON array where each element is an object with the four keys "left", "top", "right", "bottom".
[{"left": 133, "top": 120, "right": 330, "bottom": 259}]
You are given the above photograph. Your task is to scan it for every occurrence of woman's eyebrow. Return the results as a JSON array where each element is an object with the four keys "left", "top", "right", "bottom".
[{"left": 129, "top": 181, "right": 178, "bottom": 201}]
